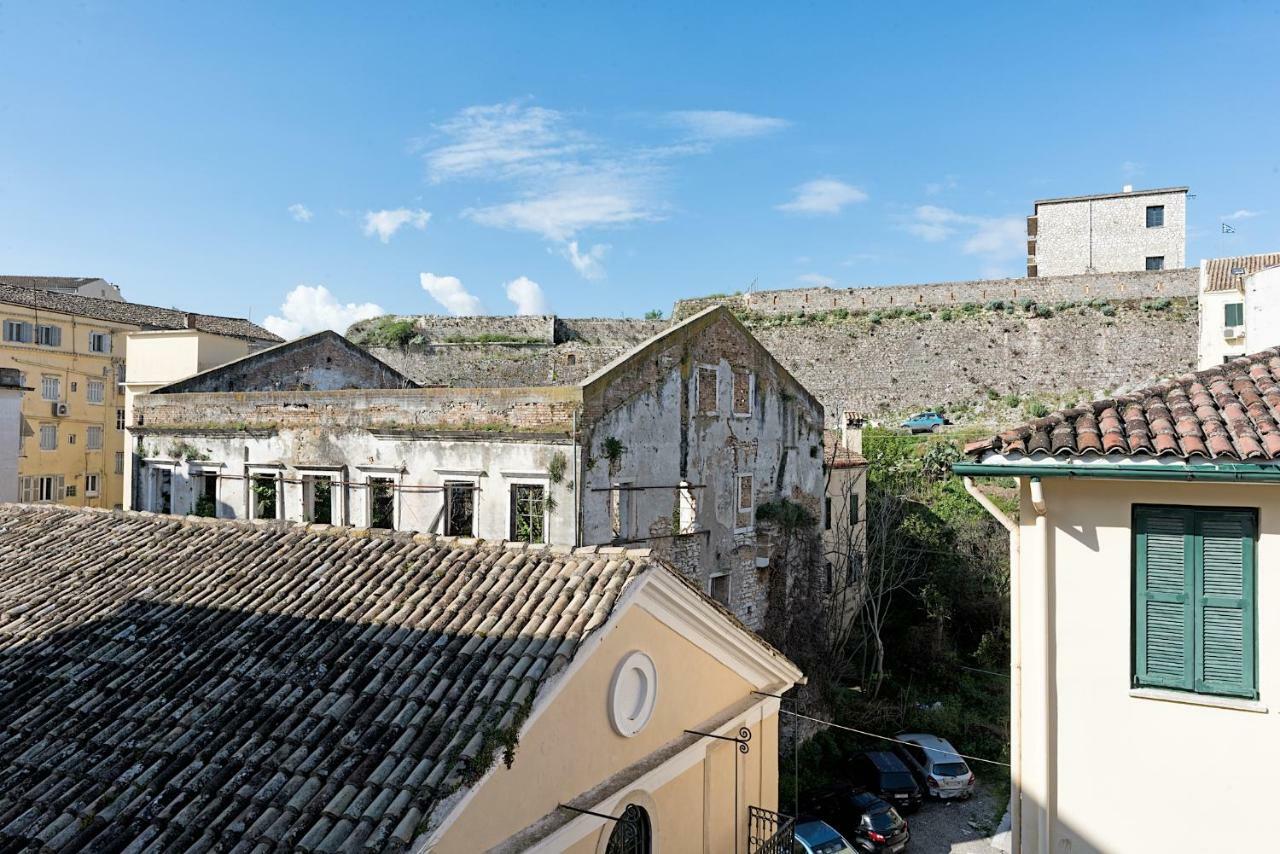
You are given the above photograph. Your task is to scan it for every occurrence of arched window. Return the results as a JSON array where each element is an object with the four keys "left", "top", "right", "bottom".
[{"left": 606, "top": 804, "right": 652, "bottom": 854}]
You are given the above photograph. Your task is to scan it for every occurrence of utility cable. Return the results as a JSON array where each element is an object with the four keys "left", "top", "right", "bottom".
[{"left": 778, "top": 709, "right": 1010, "bottom": 767}]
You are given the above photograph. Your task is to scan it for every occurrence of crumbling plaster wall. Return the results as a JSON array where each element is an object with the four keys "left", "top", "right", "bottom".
[
  {"left": 579, "top": 313, "right": 824, "bottom": 629},
  {"left": 135, "top": 428, "right": 576, "bottom": 542}
]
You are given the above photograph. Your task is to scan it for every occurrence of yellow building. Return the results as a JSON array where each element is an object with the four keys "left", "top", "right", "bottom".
[{"left": 0, "top": 281, "right": 278, "bottom": 508}]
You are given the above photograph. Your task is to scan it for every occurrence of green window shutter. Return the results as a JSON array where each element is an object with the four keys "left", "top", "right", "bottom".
[
  {"left": 1195, "top": 511, "right": 1257, "bottom": 698},
  {"left": 1224, "top": 303, "right": 1244, "bottom": 327},
  {"left": 1134, "top": 507, "right": 1194, "bottom": 690}
]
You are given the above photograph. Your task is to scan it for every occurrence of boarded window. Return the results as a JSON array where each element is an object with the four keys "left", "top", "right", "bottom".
[
  {"left": 732, "top": 370, "right": 753, "bottom": 415},
  {"left": 445, "top": 481, "right": 475, "bottom": 536},
  {"left": 697, "top": 366, "right": 718, "bottom": 414}
]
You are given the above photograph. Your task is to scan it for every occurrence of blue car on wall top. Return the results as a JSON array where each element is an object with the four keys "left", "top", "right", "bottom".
[{"left": 901, "top": 412, "right": 949, "bottom": 433}]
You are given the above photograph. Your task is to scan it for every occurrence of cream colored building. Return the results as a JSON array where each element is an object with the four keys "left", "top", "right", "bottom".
[
  {"left": 959, "top": 349, "right": 1280, "bottom": 853},
  {"left": 0, "top": 282, "right": 278, "bottom": 509},
  {"left": 1197, "top": 252, "right": 1280, "bottom": 368}
]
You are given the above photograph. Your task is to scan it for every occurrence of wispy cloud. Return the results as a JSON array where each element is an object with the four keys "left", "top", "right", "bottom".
[
  {"left": 560, "top": 241, "right": 610, "bottom": 280},
  {"left": 663, "top": 110, "right": 789, "bottom": 141},
  {"left": 262, "top": 285, "right": 383, "bottom": 339},
  {"left": 924, "top": 176, "right": 958, "bottom": 196},
  {"left": 419, "top": 101, "right": 780, "bottom": 278},
  {"left": 903, "top": 205, "right": 1024, "bottom": 274},
  {"left": 1224, "top": 209, "right": 1265, "bottom": 221},
  {"left": 420, "top": 272, "right": 483, "bottom": 315},
  {"left": 363, "top": 208, "right": 431, "bottom": 243},
  {"left": 1121, "top": 160, "right": 1145, "bottom": 179},
  {"left": 777, "top": 179, "right": 868, "bottom": 216},
  {"left": 506, "top": 276, "right": 549, "bottom": 314},
  {"left": 288, "top": 203, "right": 313, "bottom": 223},
  {"left": 796, "top": 273, "right": 835, "bottom": 287}
]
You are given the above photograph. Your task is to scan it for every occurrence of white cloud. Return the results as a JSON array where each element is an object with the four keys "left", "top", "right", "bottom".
[
  {"left": 663, "top": 110, "right": 790, "bottom": 140},
  {"left": 363, "top": 208, "right": 431, "bottom": 243},
  {"left": 420, "top": 272, "right": 483, "bottom": 315},
  {"left": 1121, "top": 160, "right": 1145, "bottom": 178},
  {"left": 1224, "top": 209, "right": 1265, "bottom": 220},
  {"left": 924, "top": 176, "right": 958, "bottom": 195},
  {"left": 262, "top": 285, "right": 384, "bottom": 339},
  {"left": 903, "top": 205, "right": 1024, "bottom": 271},
  {"left": 505, "top": 276, "right": 549, "bottom": 315},
  {"left": 466, "top": 182, "right": 652, "bottom": 242},
  {"left": 561, "top": 241, "right": 610, "bottom": 280},
  {"left": 796, "top": 273, "right": 835, "bottom": 287},
  {"left": 421, "top": 102, "right": 589, "bottom": 182},
  {"left": 288, "top": 203, "right": 313, "bottom": 223},
  {"left": 777, "top": 179, "right": 869, "bottom": 216}
]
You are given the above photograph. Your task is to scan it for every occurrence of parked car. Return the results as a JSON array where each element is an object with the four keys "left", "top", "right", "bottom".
[
  {"left": 892, "top": 733, "right": 976, "bottom": 800},
  {"left": 849, "top": 750, "right": 923, "bottom": 812},
  {"left": 793, "top": 818, "right": 859, "bottom": 854},
  {"left": 808, "top": 789, "right": 910, "bottom": 853},
  {"left": 900, "top": 411, "right": 949, "bottom": 433}
]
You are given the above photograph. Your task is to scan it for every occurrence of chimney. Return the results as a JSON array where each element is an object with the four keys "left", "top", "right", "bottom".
[
  {"left": 841, "top": 410, "right": 864, "bottom": 454},
  {"left": 1122, "top": 185, "right": 1133, "bottom": 193}
]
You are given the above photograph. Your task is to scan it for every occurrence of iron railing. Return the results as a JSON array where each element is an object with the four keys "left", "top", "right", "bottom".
[{"left": 747, "top": 805, "right": 795, "bottom": 854}]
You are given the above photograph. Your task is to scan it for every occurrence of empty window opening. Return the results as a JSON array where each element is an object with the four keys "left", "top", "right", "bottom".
[
  {"left": 736, "top": 473, "right": 754, "bottom": 531},
  {"left": 152, "top": 468, "right": 172, "bottom": 514},
  {"left": 369, "top": 477, "right": 395, "bottom": 529},
  {"left": 610, "top": 482, "right": 636, "bottom": 542},
  {"left": 709, "top": 573, "right": 730, "bottom": 607},
  {"left": 678, "top": 481, "right": 697, "bottom": 534},
  {"left": 303, "top": 475, "right": 334, "bottom": 524},
  {"left": 510, "top": 483, "right": 546, "bottom": 544},
  {"left": 251, "top": 474, "right": 278, "bottom": 520},
  {"left": 195, "top": 473, "right": 218, "bottom": 517},
  {"left": 731, "top": 370, "right": 753, "bottom": 416},
  {"left": 445, "top": 480, "right": 475, "bottom": 536}
]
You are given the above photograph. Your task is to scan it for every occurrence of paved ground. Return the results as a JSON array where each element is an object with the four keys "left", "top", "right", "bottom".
[{"left": 904, "top": 782, "right": 1007, "bottom": 854}]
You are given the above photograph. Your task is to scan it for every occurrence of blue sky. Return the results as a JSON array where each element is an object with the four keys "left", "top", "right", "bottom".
[{"left": 1, "top": 2, "right": 1278, "bottom": 336}]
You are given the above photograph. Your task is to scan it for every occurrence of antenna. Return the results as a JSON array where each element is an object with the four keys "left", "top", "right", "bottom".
[
  {"left": 747, "top": 276, "right": 758, "bottom": 294},
  {"left": 1223, "top": 223, "right": 1236, "bottom": 234}
]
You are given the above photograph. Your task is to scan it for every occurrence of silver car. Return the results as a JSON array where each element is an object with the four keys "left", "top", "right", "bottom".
[{"left": 893, "top": 732, "right": 976, "bottom": 800}]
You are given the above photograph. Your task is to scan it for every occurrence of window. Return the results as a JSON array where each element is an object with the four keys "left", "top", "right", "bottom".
[
  {"left": 1145, "top": 256, "right": 1165, "bottom": 271},
  {"left": 847, "top": 552, "right": 862, "bottom": 585},
  {"left": 86, "top": 380, "right": 104, "bottom": 404},
  {"left": 250, "top": 473, "right": 279, "bottom": 520},
  {"left": 369, "top": 477, "right": 395, "bottom": 529},
  {"left": 64, "top": 485, "right": 77, "bottom": 498},
  {"left": 736, "top": 473, "right": 754, "bottom": 531},
  {"left": 610, "top": 482, "right": 635, "bottom": 542},
  {"left": 36, "top": 475, "right": 62, "bottom": 502},
  {"left": 39, "top": 424, "right": 57, "bottom": 451},
  {"left": 151, "top": 468, "right": 172, "bottom": 514},
  {"left": 85, "top": 474, "right": 99, "bottom": 497},
  {"left": 605, "top": 804, "right": 652, "bottom": 854},
  {"left": 302, "top": 475, "right": 334, "bottom": 524},
  {"left": 1146, "top": 205, "right": 1164, "bottom": 228},
  {"left": 850, "top": 493, "right": 860, "bottom": 526},
  {"left": 195, "top": 473, "right": 218, "bottom": 517},
  {"left": 824, "top": 496, "right": 832, "bottom": 530},
  {"left": 89, "top": 331, "right": 111, "bottom": 353},
  {"left": 444, "top": 480, "right": 475, "bottom": 536},
  {"left": 34, "top": 324, "right": 62, "bottom": 347},
  {"left": 731, "top": 369, "right": 754, "bottom": 416},
  {"left": 86, "top": 426, "right": 103, "bottom": 449},
  {"left": 1133, "top": 506, "right": 1257, "bottom": 699},
  {"left": 825, "top": 561, "right": 833, "bottom": 590},
  {"left": 709, "top": 573, "right": 730, "bottom": 607},
  {"left": 1224, "top": 303, "right": 1244, "bottom": 328},
  {"left": 697, "top": 366, "right": 719, "bottom": 414},
  {"left": 41, "top": 375, "right": 60, "bottom": 401},
  {"left": 114, "top": 451, "right": 124, "bottom": 475},
  {"left": 68, "top": 433, "right": 76, "bottom": 445},
  {"left": 3, "top": 320, "right": 31, "bottom": 343},
  {"left": 510, "top": 483, "right": 546, "bottom": 544},
  {"left": 116, "top": 408, "right": 126, "bottom": 430}
]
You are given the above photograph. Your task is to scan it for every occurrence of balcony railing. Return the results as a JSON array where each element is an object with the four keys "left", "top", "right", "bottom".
[{"left": 747, "top": 806, "right": 795, "bottom": 854}]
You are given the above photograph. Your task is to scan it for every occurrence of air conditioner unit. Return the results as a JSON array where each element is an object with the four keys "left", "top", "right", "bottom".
[
  {"left": 53, "top": 402, "right": 70, "bottom": 417},
  {"left": 1224, "top": 325, "right": 1245, "bottom": 339}
]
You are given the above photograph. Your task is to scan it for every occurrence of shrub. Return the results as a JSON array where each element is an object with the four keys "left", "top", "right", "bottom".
[
  {"left": 1017, "top": 297, "right": 1036, "bottom": 311},
  {"left": 984, "top": 299, "right": 1007, "bottom": 311},
  {"left": 1003, "top": 393, "right": 1021, "bottom": 408},
  {"left": 644, "top": 309, "right": 664, "bottom": 320},
  {"left": 1033, "top": 305, "right": 1053, "bottom": 318},
  {"left": 961, "top": 302, "right": 980, "bottom": 314},
  {"left": 939, "top": 308, "right": 954, "bottom": 322},
  {"left": 986, "top": 388, "right": 1000, "bottom": 401},
  {"left": 365, "top": 317, "right": 418, "bottom": 348},
  {"left": 1028, "top": 401, "right": 1050, "bottom": 418},
  {"left": 1100, "top": 304, "right": 1117, "bottom": 317}
]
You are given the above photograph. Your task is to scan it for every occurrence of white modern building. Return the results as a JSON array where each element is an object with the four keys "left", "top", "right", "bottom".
[
  {"left": 1197, "top": 252, "right": 1280, "bottom": 368},
  {"left": 0, "top": 275, "right": 124, "bottom": 301},
  {"left": 1027, "top": 186, "right": 1187, "bottom": 277}
]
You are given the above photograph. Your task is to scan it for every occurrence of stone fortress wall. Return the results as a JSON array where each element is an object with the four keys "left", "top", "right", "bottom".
[{"left": 349, "top": 268, "right": 1203, "bottom": 425}]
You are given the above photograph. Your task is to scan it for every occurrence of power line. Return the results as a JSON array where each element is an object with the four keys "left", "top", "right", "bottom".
[{"left": 779, "top": 709, "right": 1010, "bottom": 767}]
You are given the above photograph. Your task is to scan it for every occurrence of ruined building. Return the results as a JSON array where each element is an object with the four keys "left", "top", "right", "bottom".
[{"left": 130, "top": 308, "right": 824, "bottom": 629}]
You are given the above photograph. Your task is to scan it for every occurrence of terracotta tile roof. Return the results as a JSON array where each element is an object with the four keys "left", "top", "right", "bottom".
[
  {"left": 0, "top": 284, "right": 281, "bottom": 343},
  {"left": 966, "top": 346, "right": 1280, "bottom": 461},
  {"left": 1203, "top": 252, "right": 1280, "bottom": 292},
  {"left": 823, "top": 431, "right": 868, "bottom": 469},
  {"left": 0, "top": 505, "right": 650, "bottom": 851}
]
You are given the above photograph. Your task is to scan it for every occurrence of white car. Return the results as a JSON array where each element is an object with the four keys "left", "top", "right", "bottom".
[{"left": 893, "top": 733, "right": 976, "bottom": 800}]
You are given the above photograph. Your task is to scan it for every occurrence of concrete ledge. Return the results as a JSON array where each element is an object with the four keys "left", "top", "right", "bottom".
[{"left": 1129, "top": 687, "right": 1268, "bottom": 714}]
